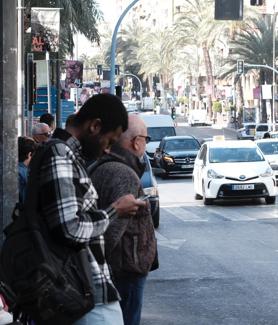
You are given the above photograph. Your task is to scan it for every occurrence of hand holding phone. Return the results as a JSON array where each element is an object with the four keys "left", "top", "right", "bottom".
[{"left": 138, "top": 195, "right": 151, "bottom": 201}]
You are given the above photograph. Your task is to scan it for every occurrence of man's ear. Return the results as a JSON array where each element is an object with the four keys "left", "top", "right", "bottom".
[
  {"left": 132, "top": 136, "right": 140, "bottom": 151},
  {"left": 89, "top": 118, "right": 102, "bottom": 135}
]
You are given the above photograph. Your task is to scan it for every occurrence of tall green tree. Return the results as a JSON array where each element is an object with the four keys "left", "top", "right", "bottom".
[
  {"left": 174, "top": 0, "right": 215, "bottom": 116},
  {"left": 220, "top": 15, "right": 278, "bottom": 122}
]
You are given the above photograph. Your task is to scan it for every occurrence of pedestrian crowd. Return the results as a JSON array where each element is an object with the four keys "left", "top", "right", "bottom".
[{"left": 4, "top": 94, "right": 158, "bottom": 325}]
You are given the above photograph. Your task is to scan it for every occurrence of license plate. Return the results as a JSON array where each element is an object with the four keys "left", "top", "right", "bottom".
[
  {"left": 232, "top": 184, "right": 255, "bottom": 190},
  {"left": 181, "top": 164, "right": 194, "bottom": 169}
]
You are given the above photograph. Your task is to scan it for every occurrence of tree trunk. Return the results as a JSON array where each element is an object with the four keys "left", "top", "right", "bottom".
[
  {"left": 202, "top": 43, "right": 214, "bottom": 119},
  {"left": 235, "top": 77, "right": 244, "bottom": 125}
]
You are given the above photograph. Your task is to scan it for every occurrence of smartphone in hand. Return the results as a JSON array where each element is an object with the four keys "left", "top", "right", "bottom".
[{"left": 138, "top": 195, "right": 151, "bottom": 201}]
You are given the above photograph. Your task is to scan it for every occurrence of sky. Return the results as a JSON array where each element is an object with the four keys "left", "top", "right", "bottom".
[
  {"left": 75, "top": 1, "right": 117, "bottom": 57},
  {"left": 98, "top": 0, "right": 117, "bottom": 24}
]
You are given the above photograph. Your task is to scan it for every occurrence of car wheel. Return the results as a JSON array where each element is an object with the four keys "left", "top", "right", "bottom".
[
  {"left": 152, "top": 207, "right": 160, "bottom": 228},
  {"left": 194, "top": 193, "right": 202, "bottom": 200},
  {"left": 265, "top": 196, "right": 276, "bottom": 204}
]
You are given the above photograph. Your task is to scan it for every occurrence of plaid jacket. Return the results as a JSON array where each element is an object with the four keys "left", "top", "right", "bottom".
[{"left": 38, "top": 136, "right": 120, "bottom": 304}]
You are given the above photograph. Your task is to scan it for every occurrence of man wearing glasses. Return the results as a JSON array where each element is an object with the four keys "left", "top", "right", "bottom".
[
  {"left": 89, "top": 114, "right": 158, "bottom": 325},
  {"left": 32, "top": 122, "right": 51, "bottom": 143}
]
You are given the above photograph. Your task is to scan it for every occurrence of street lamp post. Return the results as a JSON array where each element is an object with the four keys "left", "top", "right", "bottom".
[{"left": 110, "top": 0, "right": 140, "bottom": 95}]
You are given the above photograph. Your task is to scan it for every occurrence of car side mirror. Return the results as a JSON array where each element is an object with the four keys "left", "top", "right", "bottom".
[{"left": 155, "top": 148, "right": 161, "bottom": 153}]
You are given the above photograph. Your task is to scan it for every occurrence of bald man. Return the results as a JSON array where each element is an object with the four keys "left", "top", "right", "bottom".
[
  {"left": 89, "top": 114, "right": 157, "bottom": 325},
  {"left": 32, "top": 122, "right": 51, "bottom": 143}
]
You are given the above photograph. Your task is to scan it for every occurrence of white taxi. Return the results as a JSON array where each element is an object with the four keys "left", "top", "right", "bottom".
[
  {"left": 256, "top": 138, "right": 278, "bottom": 186},
  {"left": 193, "top": 140, "right": 276, "bottom": 205}
]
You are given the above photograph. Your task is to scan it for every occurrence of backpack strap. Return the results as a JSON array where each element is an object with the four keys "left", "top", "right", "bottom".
[{"left": 24, "top": 139, "right": 68, "bottom": 227}]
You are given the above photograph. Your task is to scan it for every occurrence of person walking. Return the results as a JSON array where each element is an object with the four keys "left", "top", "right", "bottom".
[
  {"left": 31, "top": 122, "right": 51, "bottom": 143},
  {"left": 89, "top": 114, "right": 158, "bottom": 325},
  {"left": 37, "top": 94, "right": 146, "bottom": 325}
]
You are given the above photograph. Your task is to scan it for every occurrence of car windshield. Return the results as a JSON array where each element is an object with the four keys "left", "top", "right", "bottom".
[
  {"left": 147, "top": 127, "right": 176, "bottom": 141},
  {"left": 209, "top": 147, "right": 265, "bottom": 163},
  {"left": 245, "top": 124, "right": 256, "bottom": 130},
  {"left": 165, "top": 139, "right": 200, "bottom": 151},
  {"left": 257, "top": 142, "right": 278, "bottom": 155},
  {"left": 256, "top": 125, "right": 269, "bottom": 132}
]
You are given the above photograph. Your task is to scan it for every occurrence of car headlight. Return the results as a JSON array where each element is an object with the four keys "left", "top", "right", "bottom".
[
  {"left": 144, "top": 186, "right": 159, "bottom": 197},
  {"left": 163, "top": 156, "right": 174, "bottom": 164},
  {"left": 260, "top": 167, "right": 273, "bottom": 177},
  {"left": 207, "top": 169, "right": 224, "bottom": 179}
]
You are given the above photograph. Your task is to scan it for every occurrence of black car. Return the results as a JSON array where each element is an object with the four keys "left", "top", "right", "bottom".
[
  {"left": 153, "top": 135, "right": 201, "bottom": 178},
  {"left": 141, "top": 153, "right": 160, "bottom": 228}
]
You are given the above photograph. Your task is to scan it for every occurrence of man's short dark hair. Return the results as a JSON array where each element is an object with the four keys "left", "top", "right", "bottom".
[
  {"left": 65, "top": 113, "right": 77, "bottom": 129},
  {"left": 39, "top": 113, "right": 55, "bottom": 127},
  {"left": 18, "top": 136, "right": 37, "bottom": 162},
  {"left": 75, "top": 94, "right": 128, "bottom": 133}
]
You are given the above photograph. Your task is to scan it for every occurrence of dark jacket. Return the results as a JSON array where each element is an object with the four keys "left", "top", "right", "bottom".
[{"left": 89, "top": 144, "right": 157, "bottom": 277}]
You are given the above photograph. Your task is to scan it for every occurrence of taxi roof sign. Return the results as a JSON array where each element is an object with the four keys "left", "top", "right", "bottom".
[{"left": 213, "top": 135, "right": 225, "bottom": 141}]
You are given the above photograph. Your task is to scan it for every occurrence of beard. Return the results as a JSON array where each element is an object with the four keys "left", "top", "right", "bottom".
[{"left": 79, "top": 132, "right": 103, "bottom": 162}]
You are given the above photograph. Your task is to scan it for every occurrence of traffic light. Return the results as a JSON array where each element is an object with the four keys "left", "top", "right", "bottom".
[
  {"left": 237, "top": 60, "right": 244, "bottom": 74},
  {"left": 250, "top": 0, "right": 263, "bottom": 5},
  {"left": 215, "top": 0, "right": 243, "bottom": 20},
  {"left": 115, "top": 64, "right": 120, "bottom": 75},
  {"left": 97, "top": 64, "right": 102, "bottom": 75}
]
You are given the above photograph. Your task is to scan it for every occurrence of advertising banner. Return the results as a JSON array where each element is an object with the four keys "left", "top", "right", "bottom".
[
  {"left": 253, "top": 86, "right": 261, "bottom": 100},
  {"left": 65, "top": 60, "right": 83, "bottom": 89},
  {"left": 31, "top": 8, "right": 60, "bottom": 52}
]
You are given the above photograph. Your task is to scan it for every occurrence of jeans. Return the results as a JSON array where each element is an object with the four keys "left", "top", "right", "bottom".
[
  {"left": 73, "top": 301, "right": 124, "bottom": 325},
  {"left": 115, "top": 275, "right": 147, "bottom": 325}
]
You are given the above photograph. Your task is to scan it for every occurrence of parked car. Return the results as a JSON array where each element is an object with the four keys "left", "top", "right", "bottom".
[
  {"left": 256, "top": 138, "right": 278, "bottom": 186},
  {"left": 254, "top": 123, "right": 272, "bottom": 140},
  {"left": 153, "top": 135, "right": 201, "bottom": 178},
  {"left": 188, "top": 109, "right": 208, "bottom": 126},
  {"left": 237, "top": 123, "right": 256, "bottom": 140},
  {"left": 193, "top": 139, "right": 276, "bottom": 205},
  {"left": 139, "top": 114, "right": 176, "bottom": 161},
  {"left": 141, "top": 153, "right": 160, "bottom": 228}
]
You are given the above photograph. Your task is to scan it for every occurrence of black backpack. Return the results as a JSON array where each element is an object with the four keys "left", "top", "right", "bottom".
[{"left": 0, "top": 140, "right": 95, "bottom": 324}]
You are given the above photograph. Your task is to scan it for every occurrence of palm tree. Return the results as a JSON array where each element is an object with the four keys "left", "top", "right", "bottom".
[
  {"left": 174, "top": 0, "right": 216, "bottom": 117},
  {"left": 220, "top": 15, "right": 278, "bottom": 122},
  {"left": 173, "top": 0, "right": 258, "bottom": 118}
]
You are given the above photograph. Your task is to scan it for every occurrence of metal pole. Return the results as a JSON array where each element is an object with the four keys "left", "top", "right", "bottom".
[
  {"left": 56, "top": 54, "right": 62, "bottom": 128},
  {"left": 17, "top": 0, "right": 25, "bottom": 135},
  {"left": 110, "top": 0, "right": 140, "bottom": 94},
  {"left": 75, "top": 33, "right": 79, "bottom": 110},
  {"left": 46, "top": 51, "right": 51, "bottom": 114},
  {"left": 272, "top": 12, "right": 277, "bottom": 131},
  {"left": 27, "top": 53, "right": 34, "bottom": 136},
  {"left": 244, "top": 63, "right": 278, "bottom": 74}
]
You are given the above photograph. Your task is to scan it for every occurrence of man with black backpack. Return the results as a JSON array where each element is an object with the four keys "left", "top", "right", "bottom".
[
  {"left": 1, "top": 94, "right": 146, "bottom": 325},
  {"left": 41, "top": 94, "right": 147, "bottom": 325}
]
